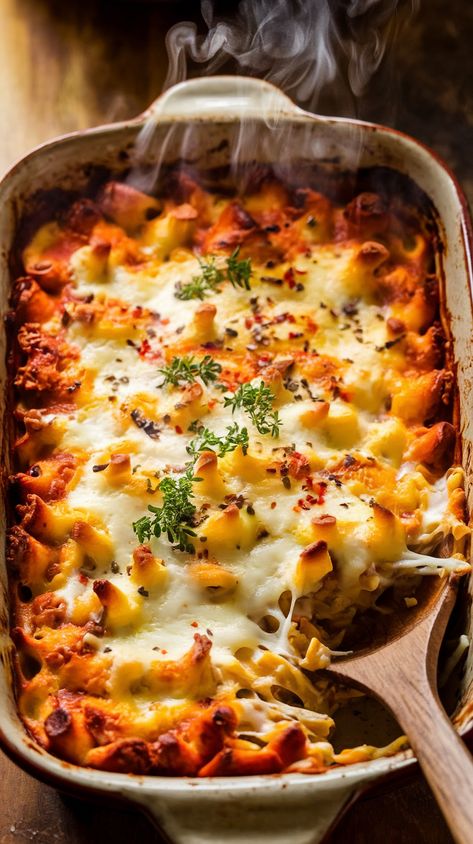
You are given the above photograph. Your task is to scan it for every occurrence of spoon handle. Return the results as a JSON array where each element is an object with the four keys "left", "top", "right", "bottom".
[
  {"left": 326, "top": 579, "right": 473, "bottom": 844},
  {"left": 387, "top": 675, "right": 473, "bottom": 844},
  {"left": 331, "top": 655, "right": 473, "bottom": 844}
]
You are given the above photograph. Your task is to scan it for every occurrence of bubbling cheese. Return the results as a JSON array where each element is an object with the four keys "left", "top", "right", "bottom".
[
  {"left": 51, "top": 233, "right": 468, "bottom": 679},
  {"left": 10, "top": 177, "right": 469, "bottom": 776}
]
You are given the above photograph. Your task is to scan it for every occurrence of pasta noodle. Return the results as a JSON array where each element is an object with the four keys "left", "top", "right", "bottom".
[{"left": 8, "top": 170, "right": 469, "bottom": 776}]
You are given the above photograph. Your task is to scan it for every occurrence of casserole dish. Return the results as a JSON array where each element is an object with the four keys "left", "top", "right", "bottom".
[{"left": 0, "top": 75, "right": 472, "bottom": 843}]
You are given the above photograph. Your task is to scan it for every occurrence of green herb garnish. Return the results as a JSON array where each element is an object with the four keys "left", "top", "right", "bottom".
[
  {"left": 132, "top": 417, "right": 250, "bottom": 550},
  {"left": 158, "top": 354, "right": 222, "bottom": 387},
  {"left": 225, "top": 247, "right": 252, "bottom": 290},
  {"left": 186, "top": 422, "right": 249, "bottom": 460},
  {"left": 132, "top": 465, "right": 202, "bottom": 552},
  {"left": 175, "top": 248, "right": 252, "bottom": 300},
  {"left": 175, "top": 256, "right": 224, "bottom": 300},
  {"left": 224, "top": 381, "right": 281, "bottom": 438}
]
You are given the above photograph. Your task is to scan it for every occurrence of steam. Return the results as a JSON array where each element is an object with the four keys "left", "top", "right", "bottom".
[
  {"left": 129, "top": 0, "right": 419, "bottom": 193},
  {"left": 164, "top": 0, "right": 419, "bottom": 115}
]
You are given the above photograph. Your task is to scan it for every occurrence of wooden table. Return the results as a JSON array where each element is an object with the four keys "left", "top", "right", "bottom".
[{"left": 0, "top": 1, "right": 471, "bottom": 841}]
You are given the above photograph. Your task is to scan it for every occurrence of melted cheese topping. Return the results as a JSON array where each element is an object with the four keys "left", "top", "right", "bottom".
[{"left": 9, "top": 176, "right": 469, "bottom": 776}]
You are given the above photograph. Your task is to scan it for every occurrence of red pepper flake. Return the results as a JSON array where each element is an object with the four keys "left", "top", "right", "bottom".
[
  {"left": 297, "top": 497, "right": 314, "bottom": 511},
  {"left": 139, "top": 338, "right": 163, "bottom": 362},
  {"left": 287, "top": 452, "right": 310, "bottom": 479},
  {"left": 161, "top": 317, "right": 169, "bottom": 326},
  {"left": 138, "top": 338, "right": 150, "bottom": 356},
  {"left": 314, "top": 482, "right": 327, "bottom": 504},
  {"left": 161, "top": 649, "right": 168, "bottom": 655},
  {"left": 284, "top": 267, "right": 296, "bottom": 288},
  {"left": 175, "top": 425, "right": 183, "bottom": 434},
  {"left": 191, "top": 621, "right": 199, "bottom": 628},
  {"left": 298, "top": 498, "right": 308, "bottom": 510},
  {"left": 270, "top": 501, "right": 277, "bottom": 509},
  {"left": 288, "top": 331, "right": 303, "bottom": 339},
  {"left": 245, "top": 316, "right": 254, "bottom": 329},
  {"left": 273, "top": 312, "right": 296, "bottom": 325},
  {"left": 302, "top": 478, "right": 327, "bottom": 504},
  {"left": 305, "top": 317, "right": 318, "bottom": 334}
]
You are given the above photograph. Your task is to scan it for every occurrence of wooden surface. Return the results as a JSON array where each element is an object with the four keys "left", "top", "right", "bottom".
[{"left": 0, "top": 1, "right": 471, "bottom": 842}]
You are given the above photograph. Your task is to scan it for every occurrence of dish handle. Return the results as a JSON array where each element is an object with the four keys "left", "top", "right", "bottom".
[
  {"left": 140, "top": 75, "right": 301, "bottom": 122},
  {"left": 134, "top": 780, "right": 358, "bottom": 844}
]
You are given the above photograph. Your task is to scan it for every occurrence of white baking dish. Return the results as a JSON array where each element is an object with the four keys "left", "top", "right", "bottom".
[{"left": 0, "top": 76, "right": 472, "bottom": 844}]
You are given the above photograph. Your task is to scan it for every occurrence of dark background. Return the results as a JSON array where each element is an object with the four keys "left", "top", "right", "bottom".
[{"left": 0, "top": 1, "right": 471, "bottom": 842}]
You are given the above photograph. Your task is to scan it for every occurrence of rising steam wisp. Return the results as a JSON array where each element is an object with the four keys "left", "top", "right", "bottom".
[{"left": 129, "top": 0, "right": 419, "bottom": 194}]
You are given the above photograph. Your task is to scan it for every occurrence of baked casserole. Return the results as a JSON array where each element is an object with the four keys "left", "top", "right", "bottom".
[{"left": 7, "top": 168, "right": 469, "bottom": 776}]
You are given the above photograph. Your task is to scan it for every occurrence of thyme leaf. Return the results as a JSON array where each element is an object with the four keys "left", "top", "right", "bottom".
[
  {"left": 175, "top": 248, "right": 252, "bottom": 300},
  {"left": 223, "top": 381, "right": 281, "bottom": 438},
  {"left": 186, "top": 422, "right": 249, "bottom": 459},
  {"left": 132, "top": 465, "right": 202, "bottom": 552},
  {"left": 158, "top": 354, "right": 222, "bottom": 387},
  {"left": 225, "top": 247, "right": 252, "bottom": 290}
]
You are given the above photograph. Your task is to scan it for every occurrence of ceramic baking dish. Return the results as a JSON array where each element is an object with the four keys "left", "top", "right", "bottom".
[{"left": 0, "top": 76, "right": 472, "bottom": 844}]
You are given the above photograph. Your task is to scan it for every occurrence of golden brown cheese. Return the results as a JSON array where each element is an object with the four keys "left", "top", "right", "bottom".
[{"left": 8, "top": 172, "right": 469, "bottom": 776}]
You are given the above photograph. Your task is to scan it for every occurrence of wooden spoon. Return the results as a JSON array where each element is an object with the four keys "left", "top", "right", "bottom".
[{"left": 323, "top": 574, "right": 473, "bottom": 844}]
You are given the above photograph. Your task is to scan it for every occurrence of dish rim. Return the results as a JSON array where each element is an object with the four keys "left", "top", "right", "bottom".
[{"left": 0, "top": 76, "right": 472, "bottom": 836}]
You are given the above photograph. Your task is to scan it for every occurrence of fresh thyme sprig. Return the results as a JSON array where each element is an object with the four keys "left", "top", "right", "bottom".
[
  {"left": 132, "top": 419, "right": 248, "bottom": 551},
  {"left": 132, "top": 465, "right": 202, "bottom": 552},
  {"left": 186, "top": 421, "right": 249, "bottom": 460},
  {"left": 158, "top": 355, "right": 222, "bottom": 387},
  {"left": 175, "top": 248, "right": 252, "bottom": 300},
  {"left": 226, "top": 247, "right": 252, "bottom": 290},
  {"left": 224, "top": 381, "right": 281, "bottom": 438},
  {"left": 175, "top": 256, "right": 224, "bottom": 300},
  {"left": 133, "top": 377, "right": 279, "bottom": 552}
]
